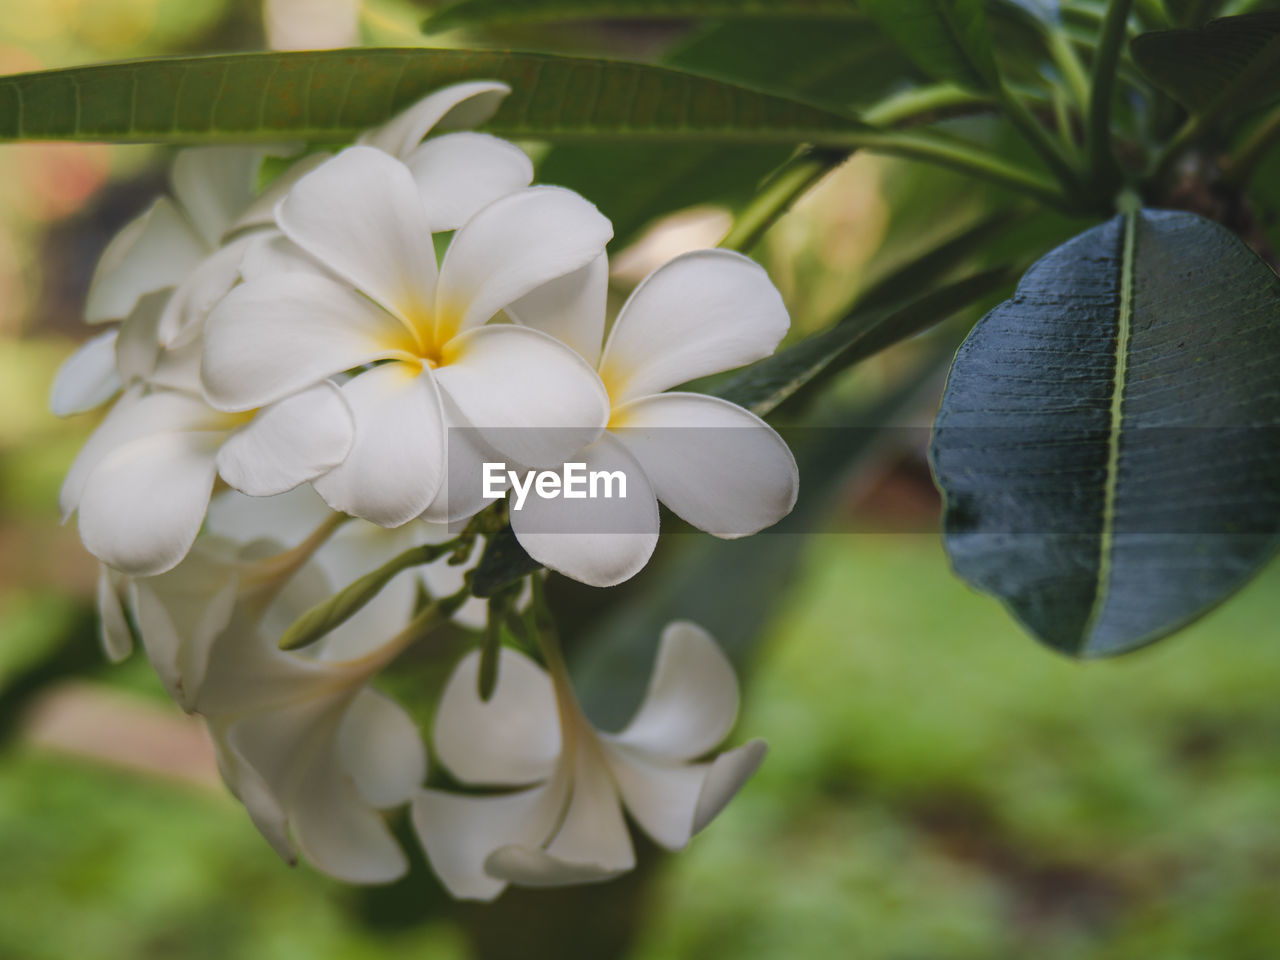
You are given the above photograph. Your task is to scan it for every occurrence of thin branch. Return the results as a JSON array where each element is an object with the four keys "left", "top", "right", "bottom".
[{"left": 1086, "top": 0, "right": 1136, "bottom": 187}]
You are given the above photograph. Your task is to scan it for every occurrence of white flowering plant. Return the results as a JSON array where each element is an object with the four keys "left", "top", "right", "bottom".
[{"left": 14, "top": 0, "right": 1280, "bottom": 916}]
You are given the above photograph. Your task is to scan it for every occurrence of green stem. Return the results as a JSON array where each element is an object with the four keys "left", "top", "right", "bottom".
[
  {"left": 839, "top": 127, "right": 1072, "bottom": 209},
  {"left": 997, "top": 82, "right": 1088, "bottom": 200},
  {"left": 279, "top": 537, "right": 461, "bottom": 650},
  {"left": 1086, "top": 0, "right": 1135, "bottom": 189},
  {"left": 1048, "top": 28, "right": 1090, "bottom": 108},
  {"left": 862, "top": 83, "right": 993, "bottom": 127},
  {"left": 1224, "top": 104, "right": 1280, "bottom": 186},
  {"left": 720, "top": 148, "right": 844, "bottom": 253}
]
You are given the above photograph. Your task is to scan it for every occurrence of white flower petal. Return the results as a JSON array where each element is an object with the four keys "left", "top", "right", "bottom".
[
  {"left": 613, "top": 392, "right": 798, "bottom": 537},
  {"left": 114, "top": 288, "right": 175, "bottom": 385},
  {"left": 130, "top": 541, "right": 240, "bottom": 708},
  {"left": 96, "top": 564, "right": 133, "bottom": 663},
  {"left": 276, "top": 146, "right": 438, "bottom": 321},
  {"left": 337, "top": 688, "right": 427, "bottom": 808},
  {"left": 206, "top": 486, "right": 331, "bottom": 548},
  {"left": 155, "top": 234, "right": 255, "bottom": 348},
  {"left": 237, "top": 230, "right": 332, "bottom": 283},
  {"left": 78, "top": 430, "right": 221, "bottom": 576},
  {"left": 434, "top": 648, "right": 561, "bottom": 786},
  {"left": 598, "top": 249, "right": 790, "bottom": 403},
  {"left": 232, "top": 152, "right": 331, "bottom": 236},
  {"left": 406, "top": 132, "right": 533, "bottom": 232},
  {"left": 60, "top": 387, "right": 217, "bottom": 520},
  {"left": 483, "top": 844, "right": 629, "bottom": 891},
  {"left": 610, "top": 620, "right": 739, "bottom": 760},
  {"left": 600, "top": 744, "right": 707, "bottom": 851},
  {"left": 509, "top": 434, "right": 659, "bottom": 588},
  {"left": 50, "top": 329, "right": 121, "bottom": 417},
  {"left": 435, "top": 186, "right": 612, "bottom": 337},
  {"left": 216, "top": 381, "right": 354, "bottom": 498},
  {"left": 312, "top": 364, "right": 446, "bottom": 527},
  {"left": 84, "top": 197, "right": 207, "bottom": 324},
  {"left": 413, "top": 782, "right": 559, "bottom": 902},
  {"left": 212, "top": 718, "right": 296, "bottom": 865},
  {"left": 506, "top": 253, "right": 608, "bottom": 366},
  {"left": 203, "top": 272, "right": 414, "bottom": 411},
  {"left": 289, "top": 758, "right": 411, "bottom": 884},
  {"left": 433, "top": 324, "right": 608, "bottom": 468},
  {"left": 692, "top": 738, "right": 768, "bottom": 834},
  {"left": 421, "top": 391, "right": 508, "bottom": 525},
  {"left": 359, "top": 81, "right": 512, "bottom": 159},
  {"left": 170, "top": 147, "right": 262, "bottom": 248},
  {"left": 534, "top": 737, "right": 635, "bottom": 875}
]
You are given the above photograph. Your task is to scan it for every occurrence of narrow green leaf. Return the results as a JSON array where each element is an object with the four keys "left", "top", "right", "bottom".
[
  {"left": 1132, "top": 12, "right": 1280, "bottom": 117},
  {"left": 931, "top": 208, "right": 1280, "bottom": 658},
  {"left": 715, "top": 265, "right": 1016, "bottom": 417},
  {"left": 861, "top": 0, "right": 1000, "bottom": 91},
  {"left": 0, "top": 48, "right": 864, "bottom": 144},
  {"left": 425, "top": 0, "right": 859, "bottom": 31}
]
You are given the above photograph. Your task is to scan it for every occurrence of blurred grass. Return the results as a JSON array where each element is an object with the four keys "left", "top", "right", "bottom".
[{"left": 3, "top": 533, "right": 1279, "bottom": 959}]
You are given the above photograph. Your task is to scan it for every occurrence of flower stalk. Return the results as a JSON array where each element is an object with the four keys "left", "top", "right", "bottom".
[{"left": 278, "top": 536, "right": 462, "bottom": 650}]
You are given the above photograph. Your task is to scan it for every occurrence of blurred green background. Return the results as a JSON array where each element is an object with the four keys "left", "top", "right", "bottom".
[{"left": 2, "top": 2, "right": 1279, "bottom": 959}]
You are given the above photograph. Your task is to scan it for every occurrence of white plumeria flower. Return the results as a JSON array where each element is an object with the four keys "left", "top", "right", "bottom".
[
  {"left": 413, "top": 621, "right": 767, "bottom": 900},
  {"left": 53, "top": 79, "right": 520, "bottom": 419},
  {"left": 126, "top": 506, "right": 430, "bottom": 883},
  {"left": 59, "top": 366, "right": 353, "bottom": 577},
  {"left": 503, "top": 249, "right": 799, "bottom": 586},
  {"left": 202, "top": 145, "right": 612, "bottom": 528}
]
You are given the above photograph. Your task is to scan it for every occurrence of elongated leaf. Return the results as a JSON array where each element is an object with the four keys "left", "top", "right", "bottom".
[
  {"left": 0, "top": 48, "right": 863, "bottom": 144},
  {"left": 716, "top": 265, "right": 1015, "bottom": 416},
  {"left": 1132, "top": 12, "right": 1280, "bottom": 116},
  {"left": 425, "top": 0, "right": 859, "bottom": 31},
  {"left": 862, "top": 0, "right": 1000, "bottom": 91},
  {"left": 931, "top": 208, "right": 1280, "bottom": 658},
  {"left": 537, "top": 19, "right": 919, "bottom": 248}
]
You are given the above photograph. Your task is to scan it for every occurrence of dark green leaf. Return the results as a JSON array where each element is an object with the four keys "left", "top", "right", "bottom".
[
  {"left": 716, "top": 265, "right": 1016, "bottom": 416},
  {"left": 862, "top": 0, "right": 1001, "bottom": 91},
  {"left": 425, "top": 0, "right": 859, "bottom": 32},
  {"left": 0, "top": 48, "right": 864, "bottom": 144},
  {"left": 1132, "top": 12, "right": 1280, "bottom": 116},
  {"left": 931, "top": 208, "right": 1280, "bottom": 658},
  {"left": 471, "top": 524, "right": 542, "bottom": 598}
]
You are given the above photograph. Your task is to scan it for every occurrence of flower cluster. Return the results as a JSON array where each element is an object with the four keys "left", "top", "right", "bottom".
[{"left": 51, "top": 81, "right": 794, "bottom": 899}]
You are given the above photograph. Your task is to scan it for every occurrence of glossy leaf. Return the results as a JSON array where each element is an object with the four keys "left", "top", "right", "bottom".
[
  {"left": 931, "top": 208, "right": 1280, "bottom": 658},
  {"left": 1132, "top": 12, "right": 1280, "bottom": 116},
  {"left": 0, "top": 48, "right": 864, "bottom": 144},
  {"left": 424, "top": 0, "right": 859, "bottom": 31},
  {"left": 862, "top": 0, "right": 1000, "bottom": 91}
]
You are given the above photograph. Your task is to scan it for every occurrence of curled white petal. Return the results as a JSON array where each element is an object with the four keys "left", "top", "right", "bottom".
[
  {"left": 435, "top": 185, "right": 612, "bottom": 337},
  {"left": 359, "top": 81, "right": 512, "bottom": 159},
  {"left": 276, "top": 146, "right": 438, "bottom": 322},
  {"left": 434, "top": 648, "right": 561, "bottom": 787},
  {"left": 598, "top": 249, "right": 790, "bottom": 404},
  {"left": 611, "top": 392, "right": 798, "bottom": 538},
  {"left": 406, "top": 132, "right": 533, "bottom": 233},
  {"left": 50, "top": 329, "right": 121, "bottom": 417},
  {"left": 692, "top": 739, "right": 768, "bottom": 834},
  {"left": 216, "top": 380, "right": 353, "bottom": 497},
  {"left": 312, "top": 364, "right": 446, "bottom": 527},
  {"left": 506, "top": 253, "right": 608, "bottom": 366}
]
